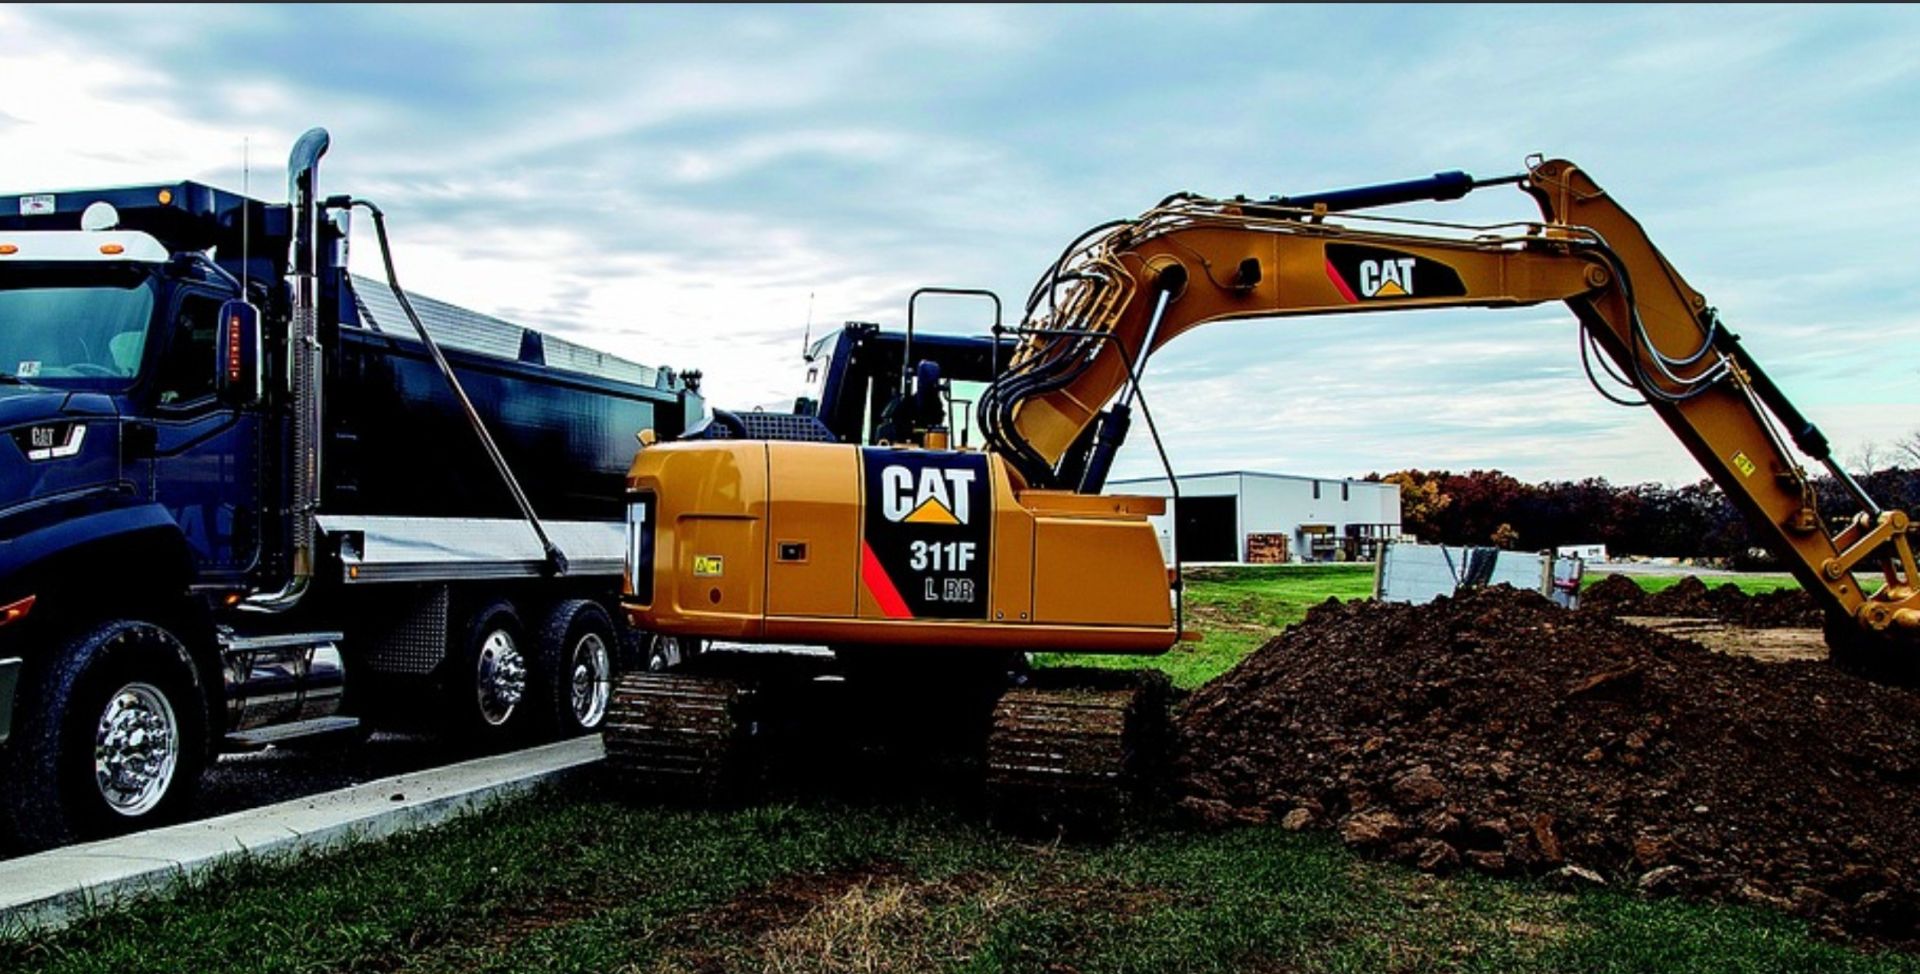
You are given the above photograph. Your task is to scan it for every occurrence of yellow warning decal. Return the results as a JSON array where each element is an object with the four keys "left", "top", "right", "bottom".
[
  {"left": 693, "top": 555, "right": 724, "bottom": 577},
  {"left": 1731, "top": 451, "right": 1756, "bottom": 477}
]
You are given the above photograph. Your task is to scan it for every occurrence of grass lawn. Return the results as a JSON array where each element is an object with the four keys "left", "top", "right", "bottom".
[
  {"left": 1035, "top": 564, "right": 1377, "bottom": 688},
  {"left": 1584, "top": 570, "right": 1801, "bottom": 595},
  {"left": 1038, "top": 566, "right": 1806, "bottom": 689},
  {"left": 4, "top": 784, "right": 1907, "bottom": 974},
  {"left": 5, "top": 565, "right": 1900, "bottom": 973}
]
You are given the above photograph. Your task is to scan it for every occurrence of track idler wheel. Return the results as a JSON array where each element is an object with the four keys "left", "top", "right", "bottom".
[
  {"left": 985, "top": 668, "right": 1172, "bottom": 834},
  {"left": 603, "top": 672, "right": 753, "bottom": 802}
]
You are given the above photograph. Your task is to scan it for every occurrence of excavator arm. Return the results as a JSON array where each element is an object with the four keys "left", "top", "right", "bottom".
[{"left": 981, "top": 158, "right": 1920, "bottom": 663}]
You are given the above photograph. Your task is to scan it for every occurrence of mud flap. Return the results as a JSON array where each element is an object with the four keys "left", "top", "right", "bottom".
[{"left": 0, "top": 656, "right": 17, "bottom": 745}]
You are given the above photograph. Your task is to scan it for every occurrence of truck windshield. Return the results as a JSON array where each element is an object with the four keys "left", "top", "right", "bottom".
[{"left": 0, "top": 266, "right": 159, "bottom": 387}]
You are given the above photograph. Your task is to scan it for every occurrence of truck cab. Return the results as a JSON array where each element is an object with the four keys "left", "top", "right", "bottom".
[{"left": 0, "top": 191, "right": 278, "bottom": 603}]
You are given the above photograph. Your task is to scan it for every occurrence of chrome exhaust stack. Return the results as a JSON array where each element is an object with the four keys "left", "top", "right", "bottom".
[{"left": 248, "top": 127, "right": 330, "bottom": 612}]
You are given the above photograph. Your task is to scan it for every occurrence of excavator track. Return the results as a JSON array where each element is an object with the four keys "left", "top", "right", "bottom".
[
  {"left": 985, "top": 669, "right": 1171, "bottom": 830},
  {"left": 603, "top": 672, "right": 751, "bottom": 802}
]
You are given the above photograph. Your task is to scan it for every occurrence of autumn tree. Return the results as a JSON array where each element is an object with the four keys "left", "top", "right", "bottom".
[{"left": 1375, "top": 470, "right": 1452, "bottom": 539}]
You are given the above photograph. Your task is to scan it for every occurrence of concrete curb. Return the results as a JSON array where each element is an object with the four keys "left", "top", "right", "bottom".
[{"left": 0, "top": 734, "right": 604, "bottom": 936}]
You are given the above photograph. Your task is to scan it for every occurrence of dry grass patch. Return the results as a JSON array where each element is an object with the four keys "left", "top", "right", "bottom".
[{"left": 651, "top": 870, "right": 1027, "bottom": 974}]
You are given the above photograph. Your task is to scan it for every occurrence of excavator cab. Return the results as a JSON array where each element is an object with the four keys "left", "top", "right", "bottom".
[
  {"left": 873, "top": 359, "right": 947, "bottom": 447},
  {"left": 795, "top": 321, "right": 1013, "bottom": 447}
]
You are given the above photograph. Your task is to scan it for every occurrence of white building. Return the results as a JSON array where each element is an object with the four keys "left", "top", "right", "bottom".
[{"left": 1108, "top": 471, "right": 1402, "bottom": 564}]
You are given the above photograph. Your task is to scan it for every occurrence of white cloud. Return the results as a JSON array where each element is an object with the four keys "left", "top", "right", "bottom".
[{"left": 5, "top": 4, "right": 1918, "bottom": 490}]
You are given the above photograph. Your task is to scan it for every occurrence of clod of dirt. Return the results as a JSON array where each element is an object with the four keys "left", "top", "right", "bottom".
[
  {"left": 1580, "top": 573, "right": 1823, "bottom": 628},
  {"left": 1174, "top": 586, "right": 1920, "bottom": 946}
]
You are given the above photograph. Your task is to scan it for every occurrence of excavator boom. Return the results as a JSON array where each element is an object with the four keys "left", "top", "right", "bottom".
[{"left": 981, "top": 158, "right": 1918, "bottom": 661}]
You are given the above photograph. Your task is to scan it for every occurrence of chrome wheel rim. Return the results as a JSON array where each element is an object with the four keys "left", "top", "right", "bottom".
[
  {"left": 475, "top": 629, "right": 526, "bottom": 727},
  {"left": 94, "top": 682, "right": 179, "bottom": 817},
  {"left": 570, "top": 632, "right": 612, "bottom": 729}
]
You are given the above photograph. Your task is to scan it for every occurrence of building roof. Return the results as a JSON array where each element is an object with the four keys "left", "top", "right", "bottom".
[{"left": 1109, "top": 470, "right": 1396, "bottom": 488}]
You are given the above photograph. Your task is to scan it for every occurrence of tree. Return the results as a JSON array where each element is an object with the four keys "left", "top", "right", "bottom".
[
  {"left": 1491, "top": 522, "right": 1520, "bottom": 549},
  {"left": 1377, "top": 470, "right": 1452, "bottom": 539},
  {"left": 1900, "top": 431, "right": 1920, "bottom": 468}
]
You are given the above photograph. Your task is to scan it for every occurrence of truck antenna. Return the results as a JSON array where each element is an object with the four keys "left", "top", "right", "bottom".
[
  {"left": 801, "top": 291, "right": 816, "bottom": 361},
  {"left": 240, "top": 136, "right": 251, "bottom": 301}
]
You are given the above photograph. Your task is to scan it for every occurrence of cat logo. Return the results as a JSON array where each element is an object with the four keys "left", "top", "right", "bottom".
[
  {"left": 1324, "top": 243, "right": 1466, "bottom": 304},
  {"left": 1358, "top": 258, "right": 1417, "bottom": 298},
  {"left": 878, "top": 464, "right": 975, "bottom": 525}
]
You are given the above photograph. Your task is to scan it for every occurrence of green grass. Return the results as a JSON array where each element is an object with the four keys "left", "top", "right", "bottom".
[
  {"left": 1037, "top": 566, "right": 1804, "bottom": 689},
  {"left": 1035, "top": 564, "right": 1377, "bottom": 688},
  {"left": 1583, "top": 570, "right": 1801, "bottom": 595},
  {"left": 4, "top": 784, "right": 1908, "bottom": 974},
  {"left": 6, "top": 564, "right": 1894, "bottom": 973}
]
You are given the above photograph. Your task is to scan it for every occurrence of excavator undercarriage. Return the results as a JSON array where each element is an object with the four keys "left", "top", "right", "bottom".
[{"left": 605, "top": 653, "right": 1172, "bottom": 828}]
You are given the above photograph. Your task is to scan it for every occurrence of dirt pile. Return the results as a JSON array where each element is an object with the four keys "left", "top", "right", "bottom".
[
  {"left": 1580, "top": 573, "right": 1823, "bottom": 628},
  {"left": 1175, "top": 586, "right": 1920, "bottom": 944}
]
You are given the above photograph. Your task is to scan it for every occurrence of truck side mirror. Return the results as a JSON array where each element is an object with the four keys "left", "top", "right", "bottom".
[{"left": 215, "top": 300, "right": 263, "bottom": 407}]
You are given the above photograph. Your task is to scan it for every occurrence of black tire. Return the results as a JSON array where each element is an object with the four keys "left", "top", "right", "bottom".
[
  {"left": 532, "top": 600, "right": 618, "bottom": 736},
  {"left": 643, "top": 631, "right": 703, "bottom": 673},
  {"left": 3, "top": 621, "right": 210, "bottom": 850},
  {"left": 446, "top": 600, "right": 532, "bottom": 744}
]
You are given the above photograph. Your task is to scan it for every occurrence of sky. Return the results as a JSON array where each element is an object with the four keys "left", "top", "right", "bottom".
[{"left": 3, "top": 3, "right": 1917, "bottom": 485}]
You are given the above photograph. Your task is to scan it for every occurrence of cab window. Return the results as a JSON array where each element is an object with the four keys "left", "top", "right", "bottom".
[{"left": 153, "top": 293, "right": 220, "bottom": 406}]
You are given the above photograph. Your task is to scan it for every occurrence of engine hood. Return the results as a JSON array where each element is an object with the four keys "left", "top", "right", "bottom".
[
  {"left": 0, "top": 385, "right": 123, "bottom": 522},
  {"left": 0, "top": 384, "right": 119, "bottom": 429}
]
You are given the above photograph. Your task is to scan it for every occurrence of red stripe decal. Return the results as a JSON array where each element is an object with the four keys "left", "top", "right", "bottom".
[
  {"left": 1324, "top": 258, "right": 1359, "bottom": 303},
  {"left": 860, "top": 541, "right": 914, "bottom": 618}
]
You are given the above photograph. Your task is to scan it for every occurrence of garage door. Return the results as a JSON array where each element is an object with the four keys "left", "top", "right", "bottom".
[{"left": 1175, "top": 494, "right": 1238, "bottom": 562}]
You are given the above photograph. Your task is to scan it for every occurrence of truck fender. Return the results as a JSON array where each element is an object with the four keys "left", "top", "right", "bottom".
[
  {"left": 0, "top": 503, "right": 218, "bottom": 721},
  {"left": 1, "top": 502, "right": 196, "bottom": 606}
]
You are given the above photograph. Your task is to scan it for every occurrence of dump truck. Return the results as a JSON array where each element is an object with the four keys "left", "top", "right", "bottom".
[{"left": 0, "top": 129, "right": 701, "bottom": 846}]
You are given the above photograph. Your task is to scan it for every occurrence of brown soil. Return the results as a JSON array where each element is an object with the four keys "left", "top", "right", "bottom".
[
  {"left": 1581, "top": 573, "right": 1824, "bottom": 628},
  {"left": 1174, "top": 586, "right": 1920, "bottom": 946},
  {"left": 1621, "top": 617, "right": 1827, "bottom": 664}
]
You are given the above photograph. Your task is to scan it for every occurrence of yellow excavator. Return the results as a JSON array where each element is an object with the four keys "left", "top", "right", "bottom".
[{"left": 606, "top": 157, "right": 1920, "bottom": 817}]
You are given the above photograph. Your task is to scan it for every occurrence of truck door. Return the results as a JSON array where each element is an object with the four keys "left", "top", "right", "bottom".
[{"left": 142, "top": 287, "right": 264, "bottom": 579}]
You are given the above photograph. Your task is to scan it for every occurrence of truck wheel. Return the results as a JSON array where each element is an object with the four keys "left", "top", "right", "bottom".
[
  {"left": 4, "top": 622, "right": 209, "bottom": 849},
  {"left": 644, "top": 632, "right": 703, "bottom": 672},
  {"left": 450, "top": 600, "right": 531, "bottom": 742},
  {"left": 533, "top": 600, "right": 617, "bottom": 736}
]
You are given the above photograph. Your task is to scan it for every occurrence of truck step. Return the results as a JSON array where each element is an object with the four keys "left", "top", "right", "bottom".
[{"left": 225, "top": 715, "right": 363, "bottom": 749}]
